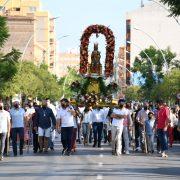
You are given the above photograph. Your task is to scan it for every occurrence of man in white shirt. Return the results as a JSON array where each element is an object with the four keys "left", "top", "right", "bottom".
[
  {"left": 91, "top": 105, "right": 105, "bottom": 148},
  {"left": 10, "top": 101, "right": 26, "bottom": 156},
  {"left": 111, "top": 99, "right": 128, "bottom": 156},
  {"left": 57, "top": 98, "right": 75, "bottom": 156},
  {"left": 0, "top": 102, "right": 11, "bottom": 161}
]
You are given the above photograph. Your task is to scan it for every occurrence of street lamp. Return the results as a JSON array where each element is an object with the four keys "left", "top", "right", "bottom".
[
  {"left": 0, "top": 0, "right": 10, "bottom": 11},
  {"left": 21, "top": 34, "right": 34, "bottom": 61},
  {"left": 126, "top": 41, "right": 154, "bottom": 68},
  {"left": 133, "top": 27, "right": 168, "bottom": 73},
  {"left": 148, "top": 0, "right": 180, "bottom": 26},
  {"left": 118, "top": 64, "right": 134, "bottom": 85}
]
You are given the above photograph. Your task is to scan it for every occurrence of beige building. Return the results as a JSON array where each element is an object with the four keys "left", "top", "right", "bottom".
[
  {"left": 0, "top": 0, "right": 56, "bottom": 72},
  {"left": 124, "top": 1, "right": 180, "bottom": 84},
  {"left": 57, "top": 52, "right": 80, "bottom": 78}
]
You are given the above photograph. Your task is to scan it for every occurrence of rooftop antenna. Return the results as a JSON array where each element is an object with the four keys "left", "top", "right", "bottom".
[{"left": 141, "top": 0, "right": 144, "bottom": 7}]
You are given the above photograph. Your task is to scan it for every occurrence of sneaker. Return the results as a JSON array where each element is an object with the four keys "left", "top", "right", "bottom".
[
  {"left": 135, "top": 147, "right": 141, "bottom": 152},
  {"left": 93, "top": 144, "right": 97, "bottom": 147},
  {"left": 62, "top": 148, "right": 67, "bottom": 155},
  {"left": 44, "top": 150, "right": 48, "bottom": 153},
  {"left": 50, "top": 147, "right": 54, "bottom": 151},
  {"left": 67, "top": 151, "right": 71, "bottom": 156},
  {"left": 125, "top": 151, "right": 130, "bottom": 155},
  {"left": 161, "top": 152, "right": 168, "bottom": 158},
  {"left": 0, "top": 156, "right": 3, "bottom": 161},
  {"left": 20, "top": 150, "right": 23, "bottom": 155},
  {"left": 39, "top": 149, "right": 43, "bottom": 153},
  {"left": 112, "top": 150, "right": 115, "bottom": 155}
]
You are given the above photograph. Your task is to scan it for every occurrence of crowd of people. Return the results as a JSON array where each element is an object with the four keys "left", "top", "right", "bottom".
[{"left": 0, "top": 98, "right": 180, "bottom": 161}]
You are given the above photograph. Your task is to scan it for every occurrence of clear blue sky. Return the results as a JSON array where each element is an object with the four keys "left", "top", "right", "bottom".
[{"left": 42, "top": 0, "right": 149, "bottom": 54}]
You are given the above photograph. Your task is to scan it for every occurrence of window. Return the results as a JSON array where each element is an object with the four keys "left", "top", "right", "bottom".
[{"left": 12, "top": 7, "right": 20, "bottom": 11}]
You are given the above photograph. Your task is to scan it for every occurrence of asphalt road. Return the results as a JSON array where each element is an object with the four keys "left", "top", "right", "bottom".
[{"left": 0, "top": 140, "right": 180, "bottom": 180}]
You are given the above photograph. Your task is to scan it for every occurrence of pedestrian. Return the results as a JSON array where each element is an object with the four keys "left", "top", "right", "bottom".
[
  {"left": 133, "top": 103, "right": 142, "bottom": 151},
  {"left": 168, "top": 108, "right": 178, "bottom": 147},
  {"left": 36, "top": 99, "right": 56, "bottom": 153},
  {"left": 156, "top": 99, "right": 170, "bottom": 158},
  {"left": 91, "top": 105, "right": 104, "bottom": 148},
  {"left": 145, "top": 112, "right": 156, "bottom": 154},
  {"left": 31, "top": 102, "right": 40, "bottom": 153},
  {"left": 82, "top": 106, "right": 92, "bottom": 146},
  {"left": 46, "top": 98, "right": 57, "bottom": 151},
  {"left": 71, "top": 106, "right": 80, "bottom": 152},
  {"left": 10, "top": 100, "right": 26, "bottom": 156},
  {"left": 136, "top": 102, "right": 150, "bottom": 153},
  {"left": 0, "top": 102, "right": 11, "bottom": 161},
  {"left": 122, "top": 103, "right": 133, "bottom": 155},
  {"left": 111, "top": 99, "right": 128, "bottom": 156},
  {"left": 57, "top": 98, "right": 75, "bottom": 156}
]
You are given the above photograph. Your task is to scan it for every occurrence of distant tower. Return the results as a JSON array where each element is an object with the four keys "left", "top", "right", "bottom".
[{"left": 141, "top": 0, "right": 144, "bottom": 7}]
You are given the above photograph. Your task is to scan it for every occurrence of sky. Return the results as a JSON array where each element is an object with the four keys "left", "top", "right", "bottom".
[{"left": 41, "top": 0, "right": 149, "bottom": 55}]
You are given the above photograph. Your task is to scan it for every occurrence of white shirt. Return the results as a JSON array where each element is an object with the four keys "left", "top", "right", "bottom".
[
  {"left": 57, "top": 107, "right": 74, "bottom": 127},
  {"left": 0, "top": 110, "right": 11, "bottom": 133},
  {"left": 112, "top": 108, "right": 128, "bottom": 128},
  {"left": 170, "top": 112, "right": 178, "bottom": 127},
  {"left": 10, "top": 108, "right": 25, "bottom": 128},
  {"left": 91, "top": 109, "right": 104, "bottom": 123},
  {"left": 83, "top": 111, "right": 92, "bottom": 124},
  {"left": 25, "top": 107, "right": 35, "bottom": 116},
  {"left": 48, "top": 104, "right": 57, "bottom": 117}
]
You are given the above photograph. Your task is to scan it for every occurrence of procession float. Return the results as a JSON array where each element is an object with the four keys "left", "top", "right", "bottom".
[{"left": 70, "top": 24, "right": 119, "bottom": 107}]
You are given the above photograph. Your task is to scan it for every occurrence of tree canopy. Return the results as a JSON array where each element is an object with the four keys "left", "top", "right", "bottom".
[
  {"left": 131, "top": 46, "right": 180, "bottom": 102},
  {"left": 160, "top": 0, "right": 180, "bottom": 17}
]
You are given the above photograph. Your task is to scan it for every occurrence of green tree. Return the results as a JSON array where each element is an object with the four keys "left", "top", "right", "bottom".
[
  {"left": 160, "top": 0, "right": 180, "bottom": 17},
  {"left": 1, "top": 62, "right": 61, "bottom": 101},
  {"left": 0, "top": 16, "right": 9, "bottom": 47},
  {"left": 132, "top": 46, "right": 178, "bottom": 99},
  {"left": 124, "top": 86, "right": 142, "bottom": 101},
  {"left": 0, "top": 17, "right": 21, "bottom": 94},
  {"left": 58, "top": 67, "right": 83, "bottom": 98},
  {"left": 151, "top": 68, "right": 180, "bottom": 102}
]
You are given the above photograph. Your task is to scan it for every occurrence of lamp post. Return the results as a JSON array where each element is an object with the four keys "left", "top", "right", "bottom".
[
  {"left": 133, "top": 27, "right": 168, "bottom": 73},
  {"left": 118, "top": 64, "right": 134, "bottom": 85},
  {"left": 0, "top": 0, "right": 10, "bottom": 12},
  {"left": 21, "top": 34, "right": 34, "bottom": 61},
  {"left": 62, "top": 65, "right": 79, "bottom": 98},
  {"left": 148, "top": 0, "right": 180, "bottom": 26},
  {"left": 126, "top": 41, "right": 154, "bottom": 68}
]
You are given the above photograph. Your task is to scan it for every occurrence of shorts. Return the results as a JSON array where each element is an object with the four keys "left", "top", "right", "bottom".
[{"left": 38, "top": 127, "right": 51, "bottom": 137}]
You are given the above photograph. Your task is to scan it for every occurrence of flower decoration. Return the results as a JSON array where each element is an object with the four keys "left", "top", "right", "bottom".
[
  {"left": 107, "top": 82, "right": 118, "bottom": 93},
  {"left": 80, "top": 25, "right": 115, "bottom": 77}
]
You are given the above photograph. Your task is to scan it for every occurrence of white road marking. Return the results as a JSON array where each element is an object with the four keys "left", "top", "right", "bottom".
[
  {"left": 100, "top": 148, "right": 104, "bottom": 150},
  {"left": 98, "top": 162, "right": 103, "bottom": 167},
  {"left": 96, "top": 174, "right": 103, "bottom": 180},
  {"left": 100, "top": 154, "right": 104, "bottom": 158}
]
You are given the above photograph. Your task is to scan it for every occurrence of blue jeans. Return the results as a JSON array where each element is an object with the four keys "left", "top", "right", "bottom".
[
  {"left": 0, "top": 133, "right": 7, "bottom": 156},
  {"left": 157, "top": 129, "right": 168, "bottom": 152},
  {"left": 146, "top": 134, "right": 155, "bottom": 152},
  {"left": 11, "top": 127, "right": 24, "bottom": 155},
  {"left": 82, "top": 123, "right": 90, "bottom": 144},
  {"left": 92, "top": 122, "right": 103, "bottom": 146}
]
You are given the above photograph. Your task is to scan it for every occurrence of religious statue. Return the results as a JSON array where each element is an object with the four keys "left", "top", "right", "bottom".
[{"left": 88, "top": 43, "right": 102, "bottom": 76}]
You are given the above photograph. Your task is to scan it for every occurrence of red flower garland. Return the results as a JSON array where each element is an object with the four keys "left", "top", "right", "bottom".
[{"left": 80, "top": 25, "right": 115, "bottom": 77}]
